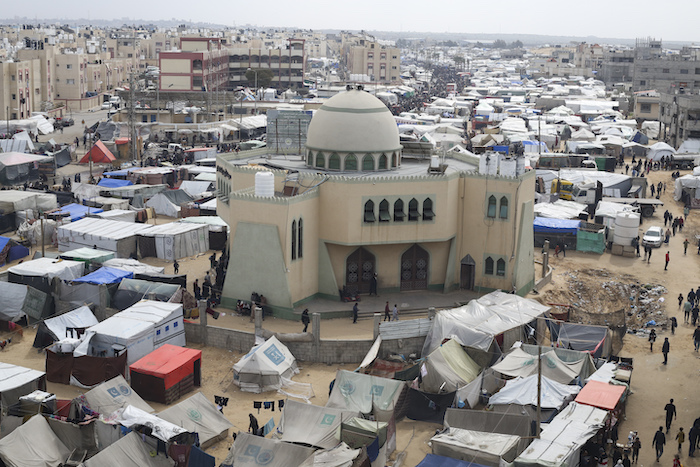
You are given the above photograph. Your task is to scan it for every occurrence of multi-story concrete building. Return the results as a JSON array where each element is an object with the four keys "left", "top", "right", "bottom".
[
  {"left": 0, "top": 59, "right": 41, "bottom": 120},
  {"left": 341, "top": 34, "right": 400, "bottom": 84},
  {"left": 227, "top": 38, "right": 306, "bottom": 91},
  {"left": 159, "top": 38, "right": 228, "bottom": 92},
  {"left": 659, "top": 91, "right": 700, "bottom": 148}
]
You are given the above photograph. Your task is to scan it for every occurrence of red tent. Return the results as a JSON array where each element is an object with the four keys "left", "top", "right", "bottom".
[
  {"left": 129, "top": 344, "right": 202, "bottom": 404},
  {"left": 79, "top": 140, "right": 116, "bottom": 164},
  {"left": 574, "top": 380, "right": 626, "bottom": 411}
]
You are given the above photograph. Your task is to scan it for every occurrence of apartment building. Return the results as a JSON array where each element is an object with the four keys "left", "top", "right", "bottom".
[
  {"left": 227, "top": 38, "right": 306, "bottom": 90},
  {"left": 341, "top": 34, "right": 400, "bottom": 84},
  {"left": 0, "top": 59, "right": 41, "bottom": 120},
  {"left": 659, "top": 91, "right": 700, "bottom": 147},
  {"left": 159, "top": 38, "right": 228, "bottom": 92}
]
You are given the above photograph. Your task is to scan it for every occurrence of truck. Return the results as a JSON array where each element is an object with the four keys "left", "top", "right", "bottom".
[
  {"left": 601, "top": 197, "right": 664, "bottom": 218},
  {"left": 668, "top": 153, "right": 700, "bottom": 170},
  {"left": 553, "top": 179, "right": 660, "bottom": 217}
]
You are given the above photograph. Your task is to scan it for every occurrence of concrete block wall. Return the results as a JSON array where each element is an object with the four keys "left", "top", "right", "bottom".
[{"left": 184, "top": 322, "right": 426, "bottom": 363}]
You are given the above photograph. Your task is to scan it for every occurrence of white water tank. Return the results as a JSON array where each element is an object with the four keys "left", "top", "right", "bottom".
[
  {"left": 500, "top": 158, "right": 517, "bottom": 177},
  {"left": 613, "top": 212, "right": 640, "bottom": 245},
  {"left": 430, "top": 155, "right": 440, "bottom": 169},
  {"left": 479, "top": 153, "right": 498, "bottom": 175},
  {"left": 255, "top": 171, "right": 275, "bottom": 197}
]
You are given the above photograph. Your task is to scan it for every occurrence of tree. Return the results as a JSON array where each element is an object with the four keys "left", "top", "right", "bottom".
[
  {"left": 510, "top": 40, "right": 524, "bottom": 49},
  {"left": 245, "top": 68, "right": 274, "bottom": 89},
  {"left": 493, "top": 39, "right": 507, "bottom": 49},
  {"left": 453, "top": 54, "right": 465, "bottom": 70}
]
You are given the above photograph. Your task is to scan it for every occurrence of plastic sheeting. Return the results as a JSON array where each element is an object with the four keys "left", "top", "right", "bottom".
[
  {"left": 491, "top": 348, "right": 586, "bottom": 384},
  {"left": 82, "top": 431, "right": 174, "bottom": 467},
  {"left": 0, "top": 415, "right": 70, "bottom": 467},
  {"left": 72, "top": 267, "right": 133, "bottom": 285},
  {"left": 98, "top": 178, "right": 133, "bottom": 188},
  {"left": 60, "top": 247, "right": 116, "bottom": 264},
  {"left": 533, "top": 201, "right": 588, "bottom": 220},
  {"left": 94, "top": 209, "right": 137, "bottom": 223},
  {"left": 0, "top": 363, "right": 45, "bottom": 409},
  {"left": 83, "top": 375, "right": 154, "bottom": 415},
  {"left": 138, "top": 222, "right": 209, "bottom": 261},
  {"left": 421, "top": 338, "right": 481, "bottom": 393},
  {"left": 533, "top": 217, "right": 581, "bottom": 234},
  {"left": 113, "top": 405, "right": 187, "bottom": 442},
  {"left": 430, "top": 428, "right": 522, "bottom": 465},
  {"left": 157, "top": 392, "right": 233, "bottom": 449},
  {"left": 417, "top": 454, "right": 487, "bottom": 467},
  {"left": 8, "top": 257, "right": 84, "bottom": 281},
  {"left": 279, "top": 400, "right": 359, "bottom": 449},
  {"left": 221, "top": 432, "right": 315, "bottom": 467},
  {"left": 41, "top": 306, "right": 98, "bottom": 344},
  {"left": 422, "top": 291, "right": 549, "bottom": 354},
  {"left": 488, "top": 374, "right": 580, "bottom": 409},
  {"left": 0, "top": 281, "right": 30, "bottom": 322},
  {"left": 327, "top": 370, "right": 405, "bottom": 414},
  {"left": 297, "top": 443, "right": 360, "bottom": 467},
  {"left": 233, "top": 336, "right": 299, "bottom": 393},
  {"left": 0, "top": 191, "right": 57, "bottom": 214},
  {"left": 102, "top": 258, "right": 165, "bottom": 275},
  {"left": 57, "top": 218, "right": 152, "bottom": 256},
  {"left": 112, "top": 279, "right": 180, "bottom": 311},
  {"left": 53, "top": 203, "right": 103, "bottom": 222}
]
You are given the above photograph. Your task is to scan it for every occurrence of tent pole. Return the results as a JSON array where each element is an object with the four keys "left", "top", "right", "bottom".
[{"left": 536, "top": 344, "right": 541, "bottom": 438}]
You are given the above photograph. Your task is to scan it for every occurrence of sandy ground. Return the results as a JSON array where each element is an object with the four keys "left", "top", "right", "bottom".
[{"left": 1, "top": 158, "right": 700, "bottom": 466}]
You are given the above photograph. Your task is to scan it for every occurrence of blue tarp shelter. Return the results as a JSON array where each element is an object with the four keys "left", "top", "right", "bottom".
[
  {"left": 417, "top": 454, "right": 489, "bottom": 467},
  {"left": 102, "top": 169, "right": 131, "bottom": 177},
  {"left": 98, "top": 178, "right": 133, "bottom": 188},
  {"left": 0, "top": 236, "right": 29, "bottom": 266},
  {"left": 53, "top": 203, "right": 103, "bottom": 222},
  {"left": 72, "top": 266, "right": 133, "bottom": 285},
  {"left": 533, "top": 217, "right": 581, "bottom": 234}
]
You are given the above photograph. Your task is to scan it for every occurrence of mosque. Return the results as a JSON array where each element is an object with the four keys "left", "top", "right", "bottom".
[{"left": 216, "top": 87, "right": 536, "bottom": 317}]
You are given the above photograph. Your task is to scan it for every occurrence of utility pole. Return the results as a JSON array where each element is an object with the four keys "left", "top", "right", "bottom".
[{"left": 129, "top": 71, "right": 138, "bottom": 162}]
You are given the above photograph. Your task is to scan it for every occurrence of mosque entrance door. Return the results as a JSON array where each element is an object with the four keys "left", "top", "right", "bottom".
[
  {"left": 400, "top": 244, "right": 428, "bottom": 291},
  {"left": 460, "top": 254, "right": 476, "bottom": 290},
  {"left": 346, "top": 247, "right": 375, "bottom": 295}
]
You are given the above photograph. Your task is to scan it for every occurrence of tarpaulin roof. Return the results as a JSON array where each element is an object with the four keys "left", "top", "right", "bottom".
[
  {"left": 98, "top": 178, "right": 133, "bottom": 188},
  {"left": 0, "top": 414, "right": 70, "bottom": 467},
  {"left": 489, "top": 374, "right": 580, "bottom": 409},
  {"left": 82, "top": 431, "right": 173, "bottom": 467},
  {"left": 533, "top": 217, "right": 581, "bottom": 234},
  {"left": 8, "top": 257, "right": 84, "bottom": 281},
  {"left": 533, "top": 201, "right": 588, "bottom": 220},
  {"left": 102, "top": 258, "right": 165, "bottom": 275},
  {"left": 60, "top": 247, "right": 116, "bottom": 263},
  {"left": 157, "top": 392, "right": 233, "bottom": 449},
  {"left": 417, "top": 454, "right": 489, "bottom": 467},
  {"left": 79, "top": 140, "right": 116, "bottom": 164},
  {"left": 430, "top": 428, "right": 522, "bottom": 465},
  {"left": 297, "top": 443, "right": 361, "bottom": 467},
  {"left": 421, "top": 338, "right": 481, "bottom": 393},
  {"left": 491, "top": 347, "right": 588, "bottom": 384},
  {"left": 113, "top": 405, "right": 188, "bottom": 442},
  {"left": 0, "top": 190, "right": 57, "bottom": 214},
  {"left": 53, "top": 203, "right": 103, "bottom": 222},
  {"left": 83, "top": 375, "right": 155, "bottom": 415},
  {"left": 279, "top": 400, "right": 360, "bottom": 449},
  {"left": 43, "top": 306, "right": 98, "bottom": 343},
  {"left": 221, "top": 432, "right": 315, "bottom": 467},
  {"left": 574, "top": 380, "right": 626, "bottom": 411},
  {"left": 0, "top": 281, "right": 32, "bottom": 322},
  {"left": 422, "top": 291, "right": 550, "bottom": 354},
  {"left": 550, "top": 322, "right": 612, "bottom": 358},
  {"left": 0, "top": 363, "right": 45, "bottom": 408},
  {"left": 0, "top": 152, "right": 51, "bottom": 167},
  {"left": 72, "top": 266, "right": 133, "bottom": 285},
  {"left": 130, "top": 344, "right": 201, "bottom": 390},
  {"left": 327, "top": 370, "right": 405, "bottom": 414},
  {"left": 233, "top": 336, "right": 298, "bottom": 393}
]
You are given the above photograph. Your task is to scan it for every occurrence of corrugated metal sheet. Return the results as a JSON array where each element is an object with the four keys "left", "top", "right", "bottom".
[{"left": 379, "top": 318, "right": 432, "bottom": 340}]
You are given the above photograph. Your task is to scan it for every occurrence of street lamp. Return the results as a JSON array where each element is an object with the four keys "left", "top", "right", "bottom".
[{"left": 247, "top": 67, "right": 258, "bottom": 114}]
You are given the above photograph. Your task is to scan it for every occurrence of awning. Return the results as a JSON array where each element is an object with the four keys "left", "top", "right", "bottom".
[{"left": 574, "top": 380, "right": 625, "bottom": 411}]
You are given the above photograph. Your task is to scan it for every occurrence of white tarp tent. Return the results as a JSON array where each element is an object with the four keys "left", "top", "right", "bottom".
[
  {"left": 0, "top": 414, "right": 70, "bottom": 467},
  {"left": 0, "top": 363, "right": 45, "bottom": 410},
  {"left": 297, "top": 443, "right": 360, "bottom": 467},
  {"left": 101, "top": 258, "right": 165, "bottom": 275},
  {"left": 430, "top": 428, "right": 522, "bottom": 465},
  {"left": 36, "top": 306, "right": 98, "bottom": 346},
  {"left": 533, "top": 200, "right": 588, "bottom": 219},
  {"left": 514, "top": 402, "right": 607, "bottom": 467},
  {"left": 646, "top": 141, "right": 676, "bottom": 161},
  {"left": 491, "top": 348, "right": 589, "bottom": 384},
  {"left": 145, "top": 193, "right": 181, "bottom": 218},
  {"left": 56, "top": 218, "right": 152, "bottom": 257},
  {"left": 0, "top": 282, "right": 31, "bottom": 322},
  {"left": 421, "top": 338, "right": 481, "bottom": 393},
  {"left": 94, "top": 209, "right": 137, "bottom": 223},
  {"left": 178, "top": 180, "right": 212, "bottom": 198},
  {"left": 221, "top": 432, "right": 315, "bottom": 467},
  {"left": 488, "top": 374, "right": 580, "bottom": 409},
  {"left": 422, "top": 291, "right": 549, "bottom": 354},
  {"left": 233, "top": 336, "right": 299, "bottom": 393},
  {"left": 279, "top": 400, "right": 360, "bottom": 449},
  {"left": 83, "top": 375, "right": 155, "bottom": 415},
  {"left": 137, "top": 222, "right": 209, "bottom": 261},
  {"left": 8, "top": 257, "right": 84, "bottom": 281},
  {"left": 157, "top": 392, "right": 233, "bottom": 449},
  {"left": 326, "top": 370, "right": 405, "bottom": 416},
  {"left": 82, "top": 431, "right": 174, "bottom": 467},
  {"left": 113, "top": 405, "right": 187, "bottom": 442},
  {"left": 0, "top": 191, "right": 57, "bottom": 214},
  {"left": 674, "top": 174, "right": 700, "bottom": 201}
]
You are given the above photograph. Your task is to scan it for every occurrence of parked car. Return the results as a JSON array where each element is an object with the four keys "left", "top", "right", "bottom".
[
  {"left": 101, "top": 101, "right": 112, "bottom": 110},
  {"left": 642, "top": 226, "right": 664, "bottom": 248}
]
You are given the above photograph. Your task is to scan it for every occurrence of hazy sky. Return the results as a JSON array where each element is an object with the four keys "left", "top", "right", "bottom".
[{"left": 7, "top": 0, "right": 700, "bottom": 43}]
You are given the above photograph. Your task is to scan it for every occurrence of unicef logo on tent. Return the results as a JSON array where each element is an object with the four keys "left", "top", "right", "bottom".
[
  {"left": 107, "top": 387, "right": 120, "bottom": 398},
  {"left": 187, "top": 409, "right": 202, "bottom": 422},
  {"left": 244, "top": 445, "right": 260, "bottom": 458},
  {"left": 340, "top": 381, "right": 355, "bottom": 396},
  {"left": 256, "top": 450, "right": 274, "bottom": 465},
  {"left": 321, "top": 414, "right": 336, "bottom": 425},
  {"left": 370, "top": 385, "right": 384, "bottom": 397},
  {"left": 263, "top": 344, "right": 285, "bottom": 366},
  {"left": 118, "top": 384, "right": 131, "bottom": 396}
]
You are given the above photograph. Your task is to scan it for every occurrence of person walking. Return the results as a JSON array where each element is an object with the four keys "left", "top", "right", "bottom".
[
  {"left": 369, "top": 273, "right": 378, "bottom": 296},
  {"left": 693, "top": 305, "right": 700, "bottom": 326},
  {"left": 649, "top": 329, "right": 657, "bottom": 351},
  {"left": 653, "top": 426, "right": 666, "bottom": 461},
  {"left": 679, "top": 293, "right": 685, "bottom": 309},
  {"left": 647, "top": 246, "right": 653, "bottom": 263},
  {"left": 301, "top": 309, "right": 310, "bottom": 332},
  {"left": 352, "top": 302, "right": 359, "bottom": 324},
  {"left": 685, "top": 238, "right": 690, "bottom": 255},
  {"left": 665, "top": 251, "right": 670, "bottom": 271},
  {"left": 671, "top": 317, "right": 678, "bottom": 335},
  {"left": 384, "top": 301, "right": 391, "bottom": 322},
  {"left": 662, "top": 337, "right": 670, "bottom": 364},
  {"left": 248, "top": 414, "right": 260, "bottom": 436},
  {"left": 665, "top": 399, "right": 677, "bottom": 433},
  {"left": 685, "top": 300, "right": 692, "bottom": 324},
  {"left": 173, "top": 259, "right": 179, "bottom": 274},
  {"left": 632, "top": 437, "right": 641, "bottom": 463},
  {"left": 693, "top": 326, "right": 700, "bottom": 352},
  {"left": 684, "top": 206, "right": 690, "bottom": 220},
  {"left": 392, "top": 304, "right": 399, "bottom": 321},
  {"left": 633, "top": 236, "right": 641, "bottom": 257},
  {"left": 561, "top": 242, "right": 566, "bottom": 257},
  {"left": 689, "top": 425, "right": 698, "bottom": 456},
  {"left": 674, "top": 454, "right": 681, "bottom": 467},
  {"left": 677, "top": 428, "right": 685, "bottom": 452},
  {"left": 622, "top": 454, "right": 631, "bottom": 467},
  {"left": 193, "top": 279, "right": 201, "bottom": 300}
]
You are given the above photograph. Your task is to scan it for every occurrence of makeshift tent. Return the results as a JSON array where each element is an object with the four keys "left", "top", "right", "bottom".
[
  {"left": 491, "top": 347, "right": 588, "bottom": 384},
  {"left": 646, "top": 141, "right": 675, "bottom": 161},
  {"left": 405, "top": 389, "right": 457, "bottom": 423},
  {"left": 340, "top": 417, "right": 389, "bottom": 467},
  {"left": 574, "top": 380, "right": 626, "bottom": 411},
  {"left": 0, "top": 236, "right": 29, "bottom": 266},
  {"left": 327, "top": 370, "right": 405, "bottom": 416},
  {"left": 72, "top": 267, "right": 133, "bottom": 285},
  {"left": 233, "top": 336, "right": 299, "bottom": 393},
  {"left": 134, "top": 272, "right": 187, "bottom": 289},
  {"left": 112, "top": 279, "right": 180, "bottom": 310},
  {"left": 102, "top": 258, "right": 165, "bottom": 275},
  {"left": 46, "top": 347, "right": 127, "bottom": 388},
  {"left": 83, "top": 196, "right": 130, "bottom": 211},
  {"left": 33, "top": 306, "right": 98, "bottom": 349},
  {"left": 79, "top": 140, "right": 116, "bottom": 164},
  {"left": 145, "top": 190, "right": 193, "bottom": 218},
  {"left": 0, "top": 363, "right": 46, "bottom": 410},
  {"left": 533, "top": 217, "right": 581, "bottom": 234},
  {"left": 94, "top": 209, "right": 137, "bottom": 223},
  {"left": 129, "top": 344, "right": 201, "bottom": 404},
  {"left": 514, "top": 402, "right": 607, "bottom": 467},
  {"left": 0, "top": 281, "right": 46, "bottom": 322},
  {"left": 0, "top": 414, "right": 70, "bottom": 467},
  {"left": 51, "top": 203, "right": 103, "bottom": 222},
  {"left": 549, "top": 322, "right": 613, "bottom": 358},
  {"left": 45, "top": 416, "right": 100, "bottom": 459},
  {"left": 179, "top": 180, "right": 213, "bottom": 198},
  {"left": 76, "top": 301, "right": 185, "bottom": 370},
  {"left": 60, "top": 247, "right": 115, "bottom": 265},
  {"left": 97, "top": 178, "right": 133, "bottom": 188},
  {"left": 417, "top": 454, "right": 489, "bottom": 467},
  {"left": 8, "top": 258, "right": 84, "bottom": 317},
  {"left": 0, "top": 191, "right": 57, "bottom": 214},
  {"left": 0, "top": 152, "right": 52, "bottom": 184},
  {"left": 112, "top": 405, "right": 188, "bottom": 442},
  {"left": 138, "top": 222, "right": 209, "bottom": 261},
  {"left": 82, "top": 431, "right": 174, "bottom": 467},
  {"left": 57, "top": 218, "right": 152, "bottom": 257},
  {"left": 422, "top": 291, "right": 549, "bottom": 355},
  {"left": 83, "top": 375, "right": 155, "bottom": 414},
  {"left": 489, "top": 374, "right": 580, "bottom": 409},
  {"left": 220, "top": 432, "right": 316, "bottom": 467},
  {"left": 421, "top": 338, "right": 481, "bottom": 393},
  {"left": 519, "top": 344, "right": 597, "bottom": 381},
  {"left": 297, "top": 443, "right": 361, "bottom": 467},
  {"left": 430, "top": 428, "right": 522, "bottom": 466},
  {"left": 158, "top": 392, "right": 233, "bottom": 449},
  {"left": 279, "top": 399, "right": 360, "bottom": 449}
]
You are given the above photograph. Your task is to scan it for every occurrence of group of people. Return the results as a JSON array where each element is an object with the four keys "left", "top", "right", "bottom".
[{"left": 650, "top": 400, "right": 700, "bottom": 461}]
